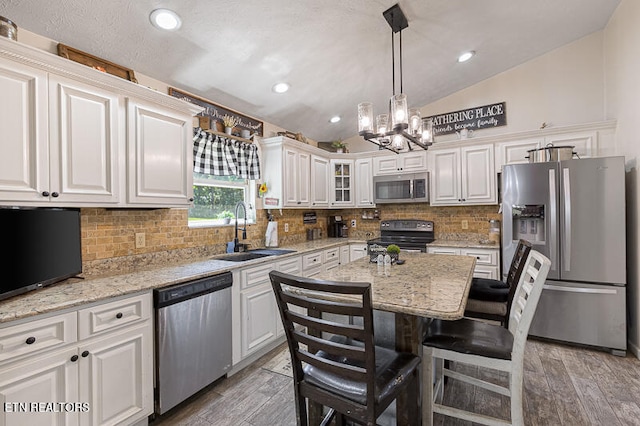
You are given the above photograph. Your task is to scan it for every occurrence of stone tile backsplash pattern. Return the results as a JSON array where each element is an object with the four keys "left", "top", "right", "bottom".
[{"left": 80, "top": 204, "right": 500, "bottom": 277}]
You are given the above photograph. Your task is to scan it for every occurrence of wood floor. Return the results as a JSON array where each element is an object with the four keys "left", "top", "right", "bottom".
[{"left": 149, "top": 338, "right": 640, "bottom": 426}]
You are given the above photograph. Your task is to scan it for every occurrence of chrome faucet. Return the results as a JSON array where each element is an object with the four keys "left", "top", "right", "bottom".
[{"left": 233, "top": 201, "right": 248, "bottom": 252}]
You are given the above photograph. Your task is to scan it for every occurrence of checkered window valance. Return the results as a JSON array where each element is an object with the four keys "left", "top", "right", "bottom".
[{"left": 193, "top": 128, "right": 261, "bottom": 180}]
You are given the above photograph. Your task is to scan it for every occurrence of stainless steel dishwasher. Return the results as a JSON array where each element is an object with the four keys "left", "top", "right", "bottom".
[{"left": 154, "top": 272, "right": 232, "bottom": 415}]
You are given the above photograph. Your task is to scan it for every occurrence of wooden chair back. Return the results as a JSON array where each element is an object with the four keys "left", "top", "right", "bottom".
[
  {"left": 269, "top": 270, "right": 377, "bottom": 424},
  {"left": 504, "top": 239, "right": 533, "bottom": 320}
]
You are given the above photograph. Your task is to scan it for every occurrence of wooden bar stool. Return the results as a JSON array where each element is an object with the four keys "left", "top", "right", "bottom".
[
  {"left": 269, "top": 270, "right": 421, "bottom": 426},
  {"left": 464, "top": 239, "right": 532, "bottom": 327}
]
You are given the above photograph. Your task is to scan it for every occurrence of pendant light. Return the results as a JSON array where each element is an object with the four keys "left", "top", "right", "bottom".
[{"left": 357, "top": 4, "right": 433, "bottom": 153}]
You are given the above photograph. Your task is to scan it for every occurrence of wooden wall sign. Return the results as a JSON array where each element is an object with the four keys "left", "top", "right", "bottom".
[
  {"left": 424, "top": 102, "right": 507, "bottom": 137},
  {"left": 57, "top": 43, "right": 137, "bottom": 83},
  {"left": 169, "top": 87, "right": 263, "bottom": 136}
]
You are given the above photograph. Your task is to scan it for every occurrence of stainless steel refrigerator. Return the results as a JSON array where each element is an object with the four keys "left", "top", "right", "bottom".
[{"left": 501, "top": 156, "right": 626, "bottom": 355}]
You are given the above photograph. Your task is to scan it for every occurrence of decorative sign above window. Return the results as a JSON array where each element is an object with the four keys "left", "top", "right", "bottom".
[
  {"left": 169, "top": 87, "right": 263, "bottom": 136},
  {"left": 424, "top": 102, "right": 506, "bottom": 137}
]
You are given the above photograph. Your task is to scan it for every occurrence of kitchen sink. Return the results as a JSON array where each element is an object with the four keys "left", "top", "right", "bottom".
[
  {"left": 247, "top": 249, "right": 296, "bottom": 256},
  {"left": 214, "top": 248, "right": 296, "bottom": 262}
]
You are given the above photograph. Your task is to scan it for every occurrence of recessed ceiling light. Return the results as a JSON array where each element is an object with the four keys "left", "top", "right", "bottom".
[
  {"left": 330, "top": 116, "right": 341, "bottom": 123},
  {"left": 150, "top": 9, "right": 182, "bottom": 31},
  {"left": 272, "top": 83, "right": 290, "bottom": 93},
  {"left": 457, "top": 51, "right": 475, "bottom": 63}
]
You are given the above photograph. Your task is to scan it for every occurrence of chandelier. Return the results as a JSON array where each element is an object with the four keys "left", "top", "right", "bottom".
[{"left": 357, "top": 4, "right": 433, "bottom": 153}]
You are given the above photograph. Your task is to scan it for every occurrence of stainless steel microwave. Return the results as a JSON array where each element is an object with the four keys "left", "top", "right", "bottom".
[{"left": 373, "top": 172, "right": 429, "bottom": 204}]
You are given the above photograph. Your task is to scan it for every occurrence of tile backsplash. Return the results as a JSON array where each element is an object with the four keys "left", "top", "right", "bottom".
[{"left": 80, "top": 204, "right": 501, "bottom": 277}]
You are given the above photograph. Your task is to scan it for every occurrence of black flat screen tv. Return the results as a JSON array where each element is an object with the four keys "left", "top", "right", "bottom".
[{"left": 1, "top": 208, "right": 82, "bottom": 302}]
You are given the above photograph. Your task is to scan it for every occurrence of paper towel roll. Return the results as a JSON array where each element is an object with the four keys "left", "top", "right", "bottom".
[{"left": 265, "top": 221, "right": 278, "bottom": 247}]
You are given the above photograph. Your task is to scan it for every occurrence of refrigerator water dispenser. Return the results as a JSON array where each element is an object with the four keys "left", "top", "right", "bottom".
[{"left": 511, "top": 205, "right": 545, "bottom": 243}]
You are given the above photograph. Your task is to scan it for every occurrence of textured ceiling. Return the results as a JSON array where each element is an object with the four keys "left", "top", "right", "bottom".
[{"left": 0, "top": 0, "right": 621, "bottom": 141}]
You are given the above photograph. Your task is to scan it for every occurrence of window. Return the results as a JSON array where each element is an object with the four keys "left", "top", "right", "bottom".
[{"left": 189, "top": 173, "right": 256, "bottom": 227}]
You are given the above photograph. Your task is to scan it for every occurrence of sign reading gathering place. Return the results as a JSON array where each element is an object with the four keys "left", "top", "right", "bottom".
[{"left": 424, "top": 102, "right": 507, "bottom": 137}]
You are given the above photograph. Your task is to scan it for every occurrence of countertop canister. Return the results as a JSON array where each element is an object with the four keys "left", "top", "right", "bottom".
[
  {"left": 489, "top": 219, "right": 501, "bottom": 244},
  {"left": 0, "top": 16, "right": 18, "bottom": 41}
]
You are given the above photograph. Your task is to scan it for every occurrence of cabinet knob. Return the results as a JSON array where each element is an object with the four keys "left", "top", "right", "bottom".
[
  {"left": 81, "top": 350, "right": 90, "bottom": 358},
  {"left": 188, "top": 197, "right": 194, "bottom": 202},
  {"left": 297, "top": 201, "right": 301, "bottom": 205},
  {"left": 25, "top": 336, "right": 36, "bottom": 345},
  {"left": 458, "top": 199, "right": 462, "bottom": 202},
  {"left": 116, "top": 312, "right": 123, "bottom": 319},
  {"left": 70, "top": 355, "right": 79, "bottom": 362},
  {"left": 42, "top": 191, "right": 50, "bottom": 197},
  {"left": 51, "top": 192, "right": 59, "bottom": 198}
]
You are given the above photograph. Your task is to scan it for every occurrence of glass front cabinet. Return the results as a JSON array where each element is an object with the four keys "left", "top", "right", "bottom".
[{"left": 330, "top": 159, "right": 354, "bottom": 207}]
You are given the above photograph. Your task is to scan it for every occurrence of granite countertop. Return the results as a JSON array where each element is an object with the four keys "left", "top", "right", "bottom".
[
  {"left": 428, "top": 239, "right": 500, "bottom": 250},
  {"left": 0, "top": 238, "right": 363, "bottom": 325},
  {"left": 312, "top": 252, "right": 476, "bottom": 320}
]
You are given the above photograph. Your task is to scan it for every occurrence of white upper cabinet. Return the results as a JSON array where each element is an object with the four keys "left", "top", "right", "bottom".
[
  {"left": 373, "top": 151, "right": 427, "bottom": 175},
  {"left": 544, "top": 131, "right": 595, "bottom": 159},
  {"left": 261, "top": 137, "right": 313, "bottom": 209},
  {"left": 496, "top": 130, "right": 597, "bottom": 171},
  {"left": 355, "top": 157, "right": 375, "bottom": 208},
  {"left": 126, "top": 98, "right": 193, "bottom": 206},
  {"left": 495, "top": 138, "right": 542, "bottom": 171},
  {"left": 330, "top": 159, "right": 355, "bottom": 208},
  {"left": 0, "top": 38, "right": 201, "bottom": 208},
  {"left": 0, "top": 60, "right": 120, "bottom": 206},
  {"left": 310, "top": 155, "right": 330, "bottom": 208},
  {"left": 0, "top": 57, "right": 49, "bottom": 204},
  {"left": 430, "top": 144, "right": 496, "bottom": 206},
  {"left": 49, "top": 75, "right": 120, "bottom": 205},
  {"left": 283, "top": 146, "right": 310, "bottom": 207}
]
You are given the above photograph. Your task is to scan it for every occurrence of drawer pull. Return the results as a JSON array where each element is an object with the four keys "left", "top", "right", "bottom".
[
  {"left": 25, "top": 337, "right": 36, "bottom": 345},
  {"left": 116, "top": 312, "right": 123, "bottom": 319},
  {"left": 70, "top": 355, "right": 78, "bottom": 362},
  {"left": 81, "top": 350, "right": 90, "bottom": 358}
]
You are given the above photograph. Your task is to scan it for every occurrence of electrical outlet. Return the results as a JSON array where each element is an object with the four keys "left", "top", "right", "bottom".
[
  {"left": 284, "top": 223, "right": 289, "bottom": 232},
  {"left": 135, "top": 232, "right": 146, "bottom": 248},
  {"left": 461, "top": 220, "right": 469, "bottom": 230},
  {"left": 351, "top": 219, "right": 356, "bottom": 228}
]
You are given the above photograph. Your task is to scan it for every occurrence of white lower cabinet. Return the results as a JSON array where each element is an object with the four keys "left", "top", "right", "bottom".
[
  {"left": 238, "top": 262, "right": 278, "bottom": 359},
  {"left": 349, "top": 243, "right": 368, "bottom": 262},
  {"left": 340, "top": 246, "right": 350, "bottom": 264},
  {"left": 240, "top": 284, "right": 278, "bottom": 358},
  {"left": 274, "top": 256, "right": 303, "bottom": 336},
  {"left": 0, "top": 347, "right": 79, "bottom": 426},
  {"left": 302, "top": 251, "right": 323, "bottom": 277},
  {"left": 323, "top": 247, "right": 340, "bottom": 271},
  {"left": 0, "top": 293, "right": 153, "bottom": 426},
  {"left": 79, "top": 324, "right": 152, "bottom": 426},
  {"left": 234, "top": 245, "right": 357, "bottom": 365},
  {"left": 427, "top": 246, "right": 500, "bottom": 279}
]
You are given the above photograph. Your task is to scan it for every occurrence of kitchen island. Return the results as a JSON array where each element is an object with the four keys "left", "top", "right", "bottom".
[
  {"left": 309, "top": 252, "right": 477, "bottom": 426},
  {"left": 313, "top": 252, "right": 476, "bottom": 320}
]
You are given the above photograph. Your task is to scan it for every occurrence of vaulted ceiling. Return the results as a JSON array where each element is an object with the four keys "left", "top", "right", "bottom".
[{"left": 0, "top": 0, "right": 621, "bottom": 141}]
